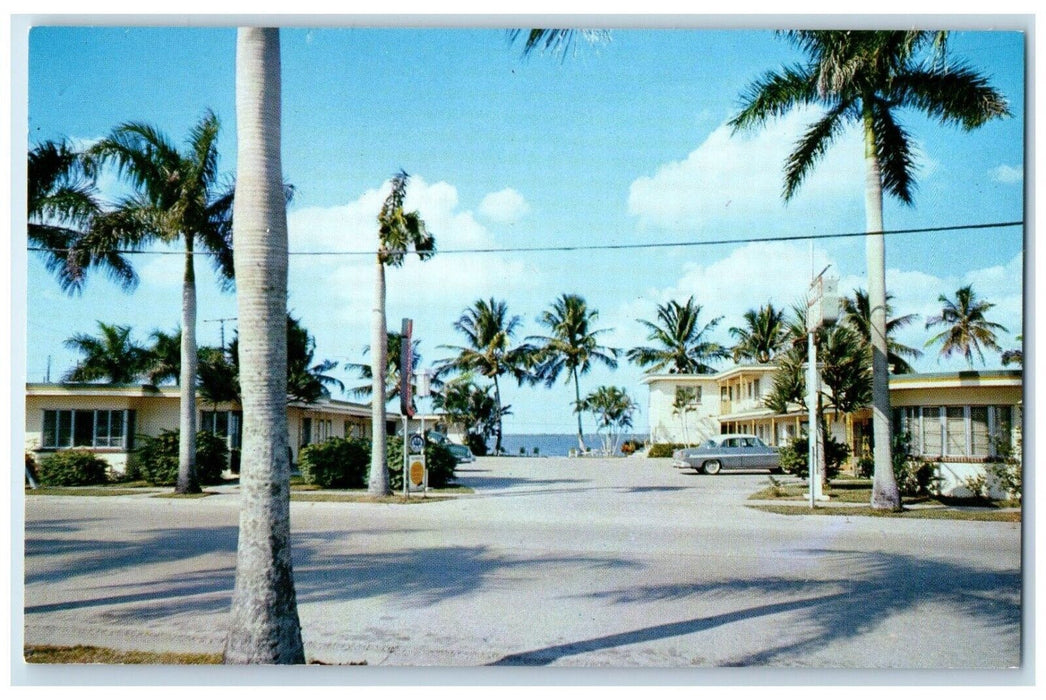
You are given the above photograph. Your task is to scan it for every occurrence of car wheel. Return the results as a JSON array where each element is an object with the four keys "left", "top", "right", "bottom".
[{"left": 703, "top": 460, "right": 722, "bottom": 475}]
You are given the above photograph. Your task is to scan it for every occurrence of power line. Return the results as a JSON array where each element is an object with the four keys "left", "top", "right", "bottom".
[{"left": 26, "top": 219, "right": 1023, "bottom": 258}]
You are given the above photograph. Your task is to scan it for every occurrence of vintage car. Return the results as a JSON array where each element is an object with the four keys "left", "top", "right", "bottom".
[{"left": 672, "top": 433, "right": 782, "bottom": 474}]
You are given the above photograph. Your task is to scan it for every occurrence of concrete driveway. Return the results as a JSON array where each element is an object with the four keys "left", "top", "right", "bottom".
[{"left": 21, "top": 455, "right": 1023, "bottom": 675}]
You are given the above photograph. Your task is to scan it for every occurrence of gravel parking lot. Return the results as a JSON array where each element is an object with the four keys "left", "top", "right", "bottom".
[{"left": 21, "top": 455, "right": 1023, "bottom": 679}]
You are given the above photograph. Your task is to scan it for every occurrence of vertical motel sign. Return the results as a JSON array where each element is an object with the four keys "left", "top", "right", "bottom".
[{"left": 806, "top": 272, "right": 838, "bottom": 508}]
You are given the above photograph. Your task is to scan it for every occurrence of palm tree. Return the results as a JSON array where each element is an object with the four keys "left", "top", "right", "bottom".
[
  {"left": 925, "top": 285, "right": 1008, "bottom": 368},
  {"left": 841, "top": 289, "right": 922, "bottom": 374},
  {"left": 223, "top": 27, "right": 305, "bottom": 665},
  {"left": 286, "top": 314, "right": 343, "bottom": 404},
  {"left": 89, "top": 111, "right": 235, "bottom": 495},
  {"left": 368, "top": 170, "right": 434, "bottom": 496},
  {"left": 1002, "top": 335, "right": 1023, "bottom": 367},
  {"left": 627, "top": 297, "right": 729, "bottom": 374},
  {"left": 730, "top": 302, "right": 788, "bottom": 364},
  {"left": 63, "top": 321, "right": 150, "bottom": 384},
  {"left": 730, "top": 30, "right": 1008, "bottom": 510},
  {"left": 28, "top": 139, "right": 137, "bottom": 293},
  {"left": 529, "top": 294, "right": 619, "bottom": 451},
  {"left": 146, "top": 327, "right": 182, "bottom": 386},
  {"left": 431, "top": 376, "right": 502, "bottom": 456},
  {"left": 439, "top": 298, "right": 536, "bottom": 455},
  {"left": 579, "top": 385, "right": 638, "bottom": 456},
  {"left": 348, "top": 330, "right": 423, "bottom": 403}
]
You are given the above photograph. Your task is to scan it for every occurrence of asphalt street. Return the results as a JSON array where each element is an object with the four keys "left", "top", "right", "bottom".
[{"left": 21, "top": 455, "right": 1023, "bottom": 676}]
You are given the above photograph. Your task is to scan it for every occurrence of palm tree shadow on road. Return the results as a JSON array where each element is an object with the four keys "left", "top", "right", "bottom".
[{"left": 490, "top": 548, "right": 1020, "bottom": 666}]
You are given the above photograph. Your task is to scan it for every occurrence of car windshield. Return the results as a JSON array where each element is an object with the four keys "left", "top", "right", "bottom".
[{"left": 701, "top": 440, "right": 717, "bottom": 448}]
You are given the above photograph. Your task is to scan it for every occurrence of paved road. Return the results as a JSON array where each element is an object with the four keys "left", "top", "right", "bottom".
[{"left": 22, "top": 456, "right": 1023, "bottom": 672}]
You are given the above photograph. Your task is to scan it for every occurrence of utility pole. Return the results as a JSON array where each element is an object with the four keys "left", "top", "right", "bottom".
[{"left": 204, "top": 317, "right": 237, "bottom": 351}]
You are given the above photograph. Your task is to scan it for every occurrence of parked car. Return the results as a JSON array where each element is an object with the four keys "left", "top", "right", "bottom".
[
  {"left": 426, "top": 431, "right": 475, "bottom": 464},
  {"left": 672, "top": 433, "right": 782, "bottom": 474}
]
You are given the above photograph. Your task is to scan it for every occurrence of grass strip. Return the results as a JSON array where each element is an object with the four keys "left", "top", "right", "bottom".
[{"left": 24, "top": 645, "right": 222, "bottom": 665}]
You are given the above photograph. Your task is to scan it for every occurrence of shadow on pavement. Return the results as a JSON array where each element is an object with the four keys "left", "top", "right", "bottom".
[{"left": 490, "top": 548, "right": 1020, "bottom": 666}]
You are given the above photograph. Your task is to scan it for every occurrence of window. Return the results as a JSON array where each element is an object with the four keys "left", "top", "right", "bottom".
[
  {"left": 201, "top": 410, "right": 242, "bottom": 450},
  {"left": 895, "top": 405, "right": 1014, "bottom": 459},
  {"left": 301, "top": 417, "right": 312, "bottom": 446},
  {"left": 41, "top": 409, "right": 134, "bottom": 450},
  {"left": 674, "top": 386, "right": 701, "bottom": 406}
]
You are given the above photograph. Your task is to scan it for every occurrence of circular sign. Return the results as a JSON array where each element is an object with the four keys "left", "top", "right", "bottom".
[
  {"left": 409, "top": 434, "right": 426, "bottom": 453},
  {"left": 409, "top": 459, "right": 426, "bottom": 487}
]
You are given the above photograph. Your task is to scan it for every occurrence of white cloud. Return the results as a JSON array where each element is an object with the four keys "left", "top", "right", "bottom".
[
  {"left": 478, "top": 188, "right": 530, "bottom": 224},
  {"left": 627, "top": 108, "right": 866, "bottom": 235},
  {"left": 990, "top": 164, "right": 1023, "bottom": 184},
  {"left": 286, "top": 176, "right": 550, "bottom": 370}
]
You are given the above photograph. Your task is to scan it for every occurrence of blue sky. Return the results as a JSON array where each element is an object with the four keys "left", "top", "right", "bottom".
[{"left": 19, "top": 24, "right": 1026, "bottom": 435}]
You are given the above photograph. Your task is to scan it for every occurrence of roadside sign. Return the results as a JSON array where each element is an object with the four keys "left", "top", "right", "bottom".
[
  {"left": 409, "top": 433, "right": 426, "bottom": 453},
  {"left": 408, "top": 457, "right": 426, "bottom": 490}
]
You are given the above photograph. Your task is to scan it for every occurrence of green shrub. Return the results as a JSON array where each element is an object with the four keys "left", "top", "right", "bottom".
[
  {"left": 855, "top": 455, "right": 874, "bottom": 479},
  {"left": 38, "top": 450, "right": 109, "bottom": 486},
  {"left": 385, "top": 436, "right": 457, "bottom": 490},
  {"left": 131, "top": 430, "right": 228, "bottom": 486},
  {"left": 778, "top": 434, "right": 850, "bottom": 479},
  {"left": 647, "top": 443, "right": 686, "bottom": 458},
  {"left": 299, "top": 438, "right": 369, "bottom": 489},
  {"left": 465, "top": 433, "right": 488, "bottom": 457},
  {"left": 891, "top": 432, "right": 940, "bottom": 497},
  {"left": 988, "top": 436, "right": 1022, "bottom": 503}
]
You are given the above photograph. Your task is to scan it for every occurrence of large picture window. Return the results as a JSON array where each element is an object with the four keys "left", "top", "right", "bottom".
[
  {"left": 894, "top": 405, "right": 1014, "bottom": 459},
  {"left": 41, "top": 409, "right": 134, "bottom": 450}
]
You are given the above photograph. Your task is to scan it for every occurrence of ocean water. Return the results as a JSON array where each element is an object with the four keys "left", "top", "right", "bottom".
[{"left": 498, "top": 434, "right": 648, "bottom": 457}]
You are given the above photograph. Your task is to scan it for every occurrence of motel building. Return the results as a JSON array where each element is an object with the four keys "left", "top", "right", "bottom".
[
  {"left": 24, "top": 382, "right": 394, "bottom": 475},
  {"left": 642, "top": 367, "right": 1023, "bottom": 496}
]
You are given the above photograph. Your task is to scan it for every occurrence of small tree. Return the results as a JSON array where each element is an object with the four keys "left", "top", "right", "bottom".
[
  {"left": 671, "top": 386, "right": 698, "bottom": 446},
  {"left": 580, "top": 386, "right": 638, "bottom": 456}
]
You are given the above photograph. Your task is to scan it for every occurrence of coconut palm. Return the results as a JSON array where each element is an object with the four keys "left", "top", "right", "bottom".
[
  {"left": 62, "top": 321, "right": 150, "bottom": 384},
  {"left": 28, "top": 139, "right": 137, "bottom": 293},
  {"left": 841, "top": 289, "right": 922, "bottom": 374},
  {"left": 146, "top": 328, "right": 182, "bottom": 386},
  {"left": 627, "top": 297, "right": 729, "bottom": 375},
  {"left": 89, "top": 110, "right": 234, "bottom": 495},
  {"left": 730, "top": 302, "right": 788, "bottom": 364},
  {"left": 529, "top": 294, "right": 620, "bottom": 451},
  {"left": 367, "top": 171, "right": 434, "bottom": 496},
  {"left": 1002, "top": 335, "right": 1023, "bottom": 367},
  {"left": 925, "top": 285, "right": 1008, "bottom": 368},
  {"left": 730, "top": 30, "right": 1008, "bottom": 510},
  {"left": 223, "top": 27, "right": 305, "bottom": 665},
  {"left": 438, "top": 298, "right": 536, "bottom": 455},
  {"left": 579, "top": 385, "right": 638, "bottom": 456},
  {"left": 348, "top": 331, "right": 423, "bottom": 403},
  {"left": 431, "top": 376, "right": 502, "bottom": 456}
]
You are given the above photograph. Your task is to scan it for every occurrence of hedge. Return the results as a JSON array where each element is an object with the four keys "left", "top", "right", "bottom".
[
  {"left": 647, "top": 443, "right": 687, "bottom": 458},
  {"left": 130, "top": 430, "right": 229, "bottom": 486},
  {"left": 299, "top": 437, "right": 370, "bottom": 489},
  {"left": 37, "top": 450, "right": 109, "bottom": 486}
]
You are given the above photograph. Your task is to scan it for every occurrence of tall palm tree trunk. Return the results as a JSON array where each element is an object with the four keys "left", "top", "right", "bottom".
[
  {"left": 176, "top": 238, "right": 200, "bottom": 494},
  {"left": 863, "top": 111, "right": 901, "bottom": 510},
  {"left": 492, "top": 373, "right": 504, "bottom": 455},
  {"left": 369, "top": 257, "right": 390, "bottom": 495},
  {"left": 224, "top": 27, "right": 305, "bottom": 664},
  {"left": 572, "top": 369, "right": 586, "bottom": 452}
]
